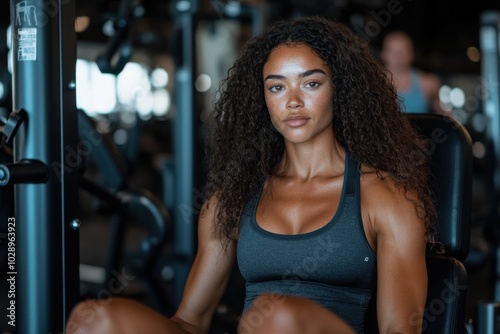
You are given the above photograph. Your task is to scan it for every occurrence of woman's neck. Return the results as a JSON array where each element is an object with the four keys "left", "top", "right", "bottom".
[{"left": 276, "top": 133, "right": 345, "bottom": 181}]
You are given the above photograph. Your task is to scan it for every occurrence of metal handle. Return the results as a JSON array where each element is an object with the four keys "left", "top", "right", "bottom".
[{"left": 0, "top": 159, "right": 49, "bottom": 186}]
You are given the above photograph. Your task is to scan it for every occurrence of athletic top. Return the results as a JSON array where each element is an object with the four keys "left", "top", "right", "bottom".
[
  {"left": 237, "top": 150, "right": 377, "bottom": 333},
  {"left": 399, "top": 69, "right": 430, "bottom": 113}
]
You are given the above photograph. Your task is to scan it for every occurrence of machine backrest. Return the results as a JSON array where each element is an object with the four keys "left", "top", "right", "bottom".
[{"left": 407, "top": 114, "right": 473, "bottom": 260}]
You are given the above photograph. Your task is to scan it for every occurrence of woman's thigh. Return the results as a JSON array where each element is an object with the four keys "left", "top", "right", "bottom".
[
  {"left": 66, "top": 297, "right": 190, "bottom": 334},
  {"left": 238, "top": 294, "right": 356, "bottom": 334}
]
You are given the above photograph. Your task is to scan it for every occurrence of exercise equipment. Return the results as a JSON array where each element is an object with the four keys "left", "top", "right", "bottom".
[
  {"left": 1, "top": 1, "right": 79, "bottom": 333},
  {"left": 167, "top": 0, "right": 199, "bottom": 306},
  {"left": 479, "top": 10, "right": 500, "bottom": 305},
  {"left": 78, "top": 108, "right": 173, "bottom": 313},
  {"left": 79, "top": 175, "right": 171, "bottom": 313},
  {"left": 165, "top": 0, "right": 267, "bottom": 308},
  {"left": 95, "top": 0, "right": 139, "bottom": 75}
]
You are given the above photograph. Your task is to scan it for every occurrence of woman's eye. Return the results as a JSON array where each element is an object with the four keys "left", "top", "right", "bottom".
[
  {"left": 306, "top": 82, "right": 320, "bottom": 88},
  {"left": 269, "top": 85, "right": 283, "bottom": 92}
]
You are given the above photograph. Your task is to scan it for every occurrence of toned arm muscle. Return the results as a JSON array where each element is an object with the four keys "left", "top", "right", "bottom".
[
  {"left": 171, "top": 197, "right": 236, "bottom": 334},
  {"left": 366, "top": 178, "right": 427, "bottom": 334}
]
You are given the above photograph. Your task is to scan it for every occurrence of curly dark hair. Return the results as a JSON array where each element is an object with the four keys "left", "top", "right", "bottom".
[{"left": 204, "top": 16, "right": 437, "bottom": 247}]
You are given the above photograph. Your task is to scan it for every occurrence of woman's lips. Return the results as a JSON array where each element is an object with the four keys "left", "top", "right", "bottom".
[{"left": 284, "top": 115, "right": 310, "bottom": 127}]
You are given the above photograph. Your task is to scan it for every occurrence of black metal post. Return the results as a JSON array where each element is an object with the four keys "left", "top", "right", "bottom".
[
  {"left": 10, "top": 0, "right": 79, "bottom": 333},
  {"left": 170, "top": 0, "right": 198, "bottom": 307},
  {"left": 480, "top": 12, "right": 500, "bottom": 193},
  {"left": 480, "top": 11, "right": 500, "bottom": 302}
]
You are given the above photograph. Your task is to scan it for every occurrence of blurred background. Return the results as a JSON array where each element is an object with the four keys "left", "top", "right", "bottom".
[{"left": 1, "top": 0, "right": 500, "bottom": 333}]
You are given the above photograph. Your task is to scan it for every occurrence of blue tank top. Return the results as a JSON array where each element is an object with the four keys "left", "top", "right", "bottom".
[
  {"left": 399, "top": 69, "right": 430, "bottom": 113},
  {"left": 237, "top": 150, "right": 377, "bottom": 333}
]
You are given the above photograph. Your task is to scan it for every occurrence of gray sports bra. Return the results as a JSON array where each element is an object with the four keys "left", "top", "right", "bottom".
[{"left": 237, "top": 150, "right": 377, "bottom": 333}]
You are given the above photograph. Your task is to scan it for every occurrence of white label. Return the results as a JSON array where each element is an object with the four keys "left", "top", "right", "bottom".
[
  {"left": 17, "top": 28, "right": 37, "bottom": 61},
  {"left": 15, "top": 1, "right": 38, "bottom": 27}
]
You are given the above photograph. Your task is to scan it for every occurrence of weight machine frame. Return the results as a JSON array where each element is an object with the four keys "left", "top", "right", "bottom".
[{"left": 6, "top": 0, "right": 79, "bottom": 332}]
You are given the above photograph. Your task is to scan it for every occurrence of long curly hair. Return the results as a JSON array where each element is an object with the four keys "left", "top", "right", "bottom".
[{"left": 204, "top": 16, "right": 437, "bottom": 247}]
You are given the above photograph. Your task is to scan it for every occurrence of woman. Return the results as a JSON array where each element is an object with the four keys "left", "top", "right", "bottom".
[{"left": 67, "top": 16, "right": 436, "bottom": 334}]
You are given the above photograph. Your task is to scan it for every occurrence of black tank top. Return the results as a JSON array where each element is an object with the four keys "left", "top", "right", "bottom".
[{"left": 237, "top": 150, "right": 377, "bottom": 333}]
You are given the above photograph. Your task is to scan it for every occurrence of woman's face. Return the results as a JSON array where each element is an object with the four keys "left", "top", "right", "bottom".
[{"left": 263, "top": 43, "right": 335, "bottom": 145}]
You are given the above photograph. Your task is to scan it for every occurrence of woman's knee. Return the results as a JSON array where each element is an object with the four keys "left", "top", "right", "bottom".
[
  {"left": 66, "top": 298, "right": 118, "bottom": 334},
  {"left": 239, "top": 294, "right": 356, "bottom": 334}
]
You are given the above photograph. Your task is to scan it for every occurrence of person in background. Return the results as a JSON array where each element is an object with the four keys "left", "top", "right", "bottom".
[{"left": 381, "top": 31, "right": 443, "bottom": 114}]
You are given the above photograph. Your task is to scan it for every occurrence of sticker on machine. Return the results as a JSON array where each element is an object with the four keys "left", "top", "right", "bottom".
[{"left": 17, "top": 28, "right": 37, "bottom": 61}]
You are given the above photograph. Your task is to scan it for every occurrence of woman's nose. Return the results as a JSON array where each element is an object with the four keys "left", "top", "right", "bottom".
[{"left": 287, "top": 89, "right": 304, "bottom": 109}]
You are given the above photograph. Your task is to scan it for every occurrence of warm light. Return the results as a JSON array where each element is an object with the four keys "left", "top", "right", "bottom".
[
  {"left": 467, "top": 46, "right": 480, "bottom": 63},
  {"left": 75, "top": 16, "right": 90, "bottom": 33}
]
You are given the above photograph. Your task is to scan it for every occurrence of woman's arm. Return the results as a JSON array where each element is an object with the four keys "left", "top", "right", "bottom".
[
  {"left": 171, "top": 196, "right": 237, "bottom": 334},
  {"left": 364, "top": 178, "right": 427, "bottom": 334}
]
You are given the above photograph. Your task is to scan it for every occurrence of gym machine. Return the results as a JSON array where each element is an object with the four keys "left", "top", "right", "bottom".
[
  {"left": 165, "top": 0, "right": 199, "bottom": 306},
  {"left": 478, "top": 10, "right": 500, "bottom": 331},
  {"left": 0, "top": 0, "right": 79, "bottom": 333}
]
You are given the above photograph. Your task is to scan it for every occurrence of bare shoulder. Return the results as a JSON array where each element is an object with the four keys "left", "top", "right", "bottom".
[
  {"left": 359, "top": 168, "right": 425, "bottom": 241},
  {"left": 199, "top": 194, "right": 218, "bottom": 222},
  {"left": 198, "top": 194, "right": 236, "bottom": 248},
  {"left": 362, "top": 172, "right": 428, "bottom": 333},
  {"left": 198, "top": 195, "right": 218, "bottom": 234}
]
